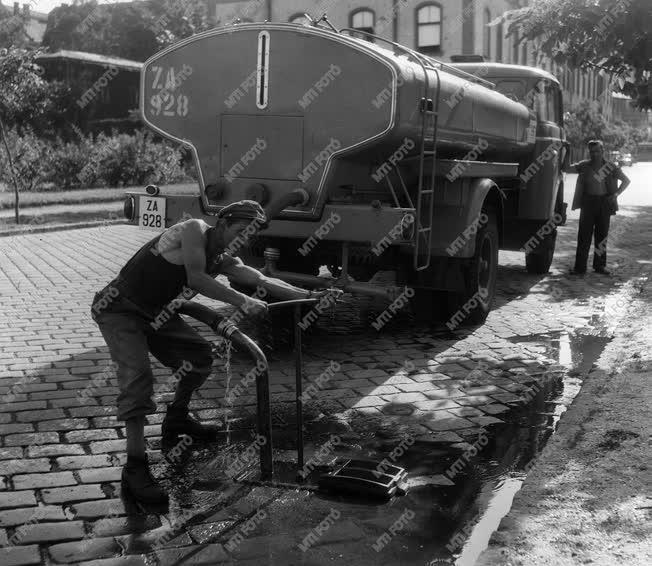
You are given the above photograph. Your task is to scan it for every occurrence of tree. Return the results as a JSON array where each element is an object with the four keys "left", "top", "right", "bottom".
[
  {"left": 564, "top": 99, "right": 648, "bottom": 157},
  {"left": 497, "top": 0, "right": 652, "bottom": 110},
  {"left": 42, "top": 0, "right": 215, "bottom": 62},
  {"left": 0, "top": 3, "right": 28, "bottom": 48}
]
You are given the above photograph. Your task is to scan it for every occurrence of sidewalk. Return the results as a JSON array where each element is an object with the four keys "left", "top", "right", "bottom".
[{"left": 476, "top": 276, "right": 652, "bottom": 566}]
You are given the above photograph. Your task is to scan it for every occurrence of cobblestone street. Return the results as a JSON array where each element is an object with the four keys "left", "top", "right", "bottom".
[{"left": 1, "top": 198, "right": 651, "bottom": 565}]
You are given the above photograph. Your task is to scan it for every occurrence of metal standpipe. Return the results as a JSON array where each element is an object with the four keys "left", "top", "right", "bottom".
[
  {"left": 177, "top": 301, "right": 274, "bottom": 479},
  {"left": 178, "top": 298, "right": 318, "bottom": 482}
]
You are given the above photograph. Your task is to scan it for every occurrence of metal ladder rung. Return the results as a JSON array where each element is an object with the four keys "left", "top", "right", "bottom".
[
  {"left": 418, "top": 227, "right": 431, "bottom": 233},
  {"left": 420, "top": 189, "right": 434, "bottom": 195}
]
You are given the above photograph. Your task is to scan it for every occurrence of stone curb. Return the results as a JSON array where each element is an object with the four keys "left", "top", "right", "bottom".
[{"left": 0, "top": 219, "right": 129, "bottom": 238}]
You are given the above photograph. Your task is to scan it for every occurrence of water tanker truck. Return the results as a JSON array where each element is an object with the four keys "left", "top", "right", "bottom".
[{"left": 125, "top": 19, "right": 568, "bottom": 324}]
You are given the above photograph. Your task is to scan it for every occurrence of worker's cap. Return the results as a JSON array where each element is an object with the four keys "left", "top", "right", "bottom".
[{"left": 216, "top": 200, "right": 268, "bottom": 228}]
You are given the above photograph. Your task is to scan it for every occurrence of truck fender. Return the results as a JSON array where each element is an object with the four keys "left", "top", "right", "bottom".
[{"left": 430, "top": 178, "right": 503, "bottom": 258}]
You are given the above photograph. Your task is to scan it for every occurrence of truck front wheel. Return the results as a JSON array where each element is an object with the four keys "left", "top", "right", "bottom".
[{"left": 525, "top": 229, "right": 557, "bottom": 274}]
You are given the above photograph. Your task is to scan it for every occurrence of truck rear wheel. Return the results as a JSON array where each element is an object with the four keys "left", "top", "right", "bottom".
[
  {"left": 449, "top": 209, "right": 499, "bottom": 326},
  {"left": 525, "top": 229, "right": 556, "bottom": 274}
]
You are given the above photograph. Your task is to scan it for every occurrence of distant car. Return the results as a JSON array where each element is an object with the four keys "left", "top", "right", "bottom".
[{"left": 621, "top": 153, "right": 633, "bottom": 167}]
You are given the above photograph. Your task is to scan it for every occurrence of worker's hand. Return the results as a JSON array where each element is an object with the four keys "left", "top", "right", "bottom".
[{"left": 242, "top": 296, "right": 268, "bottom": 317}]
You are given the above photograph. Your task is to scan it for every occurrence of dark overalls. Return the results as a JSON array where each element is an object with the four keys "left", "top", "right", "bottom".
[{"left": 91, "top": 234, "right": 225, "bottom": 421}]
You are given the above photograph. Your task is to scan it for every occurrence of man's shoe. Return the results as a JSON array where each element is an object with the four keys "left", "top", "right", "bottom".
[
  {"left": 594, "top": 267, "right": 611, "bottom": 275},
  {"left": 162, "top": 407, "right": 220, "bottom": 444},
  {"left": 121, "top": 455, "right": 169, "bottom": 505}
]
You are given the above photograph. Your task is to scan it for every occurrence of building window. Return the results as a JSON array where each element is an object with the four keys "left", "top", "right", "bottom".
[
  {"left": 483, "top": 8, "right": 491, "bottom": 59},
  {"left": 512, "top": 32, "right": 519, "bottom": 64},
  {"left": 521, "top": 40, "right": 527, "bottom": 65},
  {"left": 416, "top": 4, "right": 442, "bottom": 56},
  {"left": 289, "top": 13, "right": 309, "bottom": 25},
  {"left": 350, "top": 9, "right": 374, "bottom": 40},
  {"left": 496, "top": 21, "right": 503, "bottom": 62}
]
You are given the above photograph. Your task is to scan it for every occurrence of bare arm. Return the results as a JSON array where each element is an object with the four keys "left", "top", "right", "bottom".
[
  {"left": 221, "top": 258, "right": 311, "bottom": 301},
  {"left": 614, "top": 168, "right": 631, "bottom": 196},
  {"left": 181, "top": 220, "right": 251, "bottom": 308}
]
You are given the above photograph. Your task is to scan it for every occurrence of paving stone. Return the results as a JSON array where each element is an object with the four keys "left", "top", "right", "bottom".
[
  {"left": 56, "top": 455, "right": 112, "bottom": 471},
  {"left": 479, "top": 403, "right": 511, "bottom": 415},
  {"left": 3, "top": 459, "right": 51, "bottom": 475},
  {"left": 13, "top": 520, "right": 85, "bottom": 544},
  {"left": 78, "top": 466, "right": 122, "bottom": 483},
  {"left": 463, "top": 385, "right": 507, "bottom": 396},
  {"left": 347, "top": 369, "right": 390, "bottom": 379},
  {"left": 70, "top": 499, "right": 125, "bottom": 519},
  {"left": 13, "top": 472, "right": 76, "bottom": 490},
  {"left": 16, "top": 409, "right": 66, "bottom": 422},
  {"left": 154, "top": 543, "right": 229, "bottom": 565},
  {"left": 0, "top": 490, "right": 37, "bottom": 509},
  {"left": 340, "top": 396, "right": 386, "bottom": 408},
  {"left": 27, "top": 444, "right": 85, "bottom": 458},
  {"left": 380, "top": 392, "right": 428, "bottom": 403},
  {"left": 0, "top": 448, "right": 23, "bottom": 460},
  {"left": 76, "top": 556, "right": 147, "bottom": 566},
  {"left": 353, "top": 385, "right": 401, "bottom": 395},
  {"left": 423, "top": 417, "right": 475, "bottom": 432},
  {"left": 490, "top": 392, "right": 525, "bottom": 403},
  {"left": 5, "top": 432, "right": 60, "bottom": 446},
  {"left": 415, "top": 431, "right": 465, "bottom": 444},
  {"left": 470, "top": 416, "right": 505, "bottom": 426},
  {"left": 41, "top": 484, "right": 106, "bottom": 504},
  {"left": 447, "top": 406, "right": 486, "bottom": 418},
  {"left": 0, "top": 424, "right": 35, "bottom": 435},
  {"left": 454, "top": 395, "right": 495, "bottom": 406},
  {"left": 0, "top": 505, "right": 68, "bottom": 527},
  {"left": 65, "top": 429, "right": 119, "bottom": 442},
  {"left": 49, "top": 537, "right": 122, "bottom": 563},
  {"left": 0, "top": 544, "right": 41, "bottom": 566},
  {"left": 413, "top": 399, "right": 460, "bottom": 411},
  {"left": 224, "top": 535, "right": 292, "bottom": 560},
  {"left": 423, "top": 388, "right": 467, "bottom": 399},
  {"left": 0, "top": 401, "right": 47, "bottom": 413},
  {"left": 90, "top": 515, "right": 161, "bottom": 537},
  {"left": 89, "top": 440, "right": 126, "bottom": 454},
  {"left": 37, "top": 418, "right": 89, "bottom": 432}
]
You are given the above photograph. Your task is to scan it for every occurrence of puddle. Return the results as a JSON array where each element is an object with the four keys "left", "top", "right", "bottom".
[{"left": 154, "top": 307, "right": 619, "bottom": 564}]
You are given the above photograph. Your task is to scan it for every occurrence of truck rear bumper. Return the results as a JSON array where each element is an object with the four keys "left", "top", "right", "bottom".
[{"left": 125, "top": 191, "right": 416, "bottom": 246}]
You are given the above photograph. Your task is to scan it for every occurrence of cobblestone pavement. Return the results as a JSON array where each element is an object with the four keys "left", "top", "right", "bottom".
[{"left": 1, "top": 203, "right": 651, "bottom": 566}]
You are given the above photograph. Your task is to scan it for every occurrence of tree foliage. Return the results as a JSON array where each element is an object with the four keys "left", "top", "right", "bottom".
[
  {"left": 0, "top": 47, "right": 68, "bottom": 134},
  {"left": 498, "top": 0, "right": 652, "bottom": 109},
  {"left": 565, "top": 99, "right": 648, "bottom": 153},
  {"left": 0, "top": 3, "right": 28, "bottom": 48},
  {"left": 42, "top": 0, "right": 214, "bottom": 62}
]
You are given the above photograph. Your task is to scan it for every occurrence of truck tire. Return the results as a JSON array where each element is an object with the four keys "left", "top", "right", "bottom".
[
  {"left": 525, "top": 229, "right": 557, "bottom": 274},
  {"left": 448, "top": 209, "right": 499, "bottom": 326}
]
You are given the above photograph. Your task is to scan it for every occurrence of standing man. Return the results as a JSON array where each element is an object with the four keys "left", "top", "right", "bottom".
[
  {"left": 569, "top": 140, "right": 630, "bottom": 275},
  {"left": 91, "top": 201, "right": 334, "bottom": 505}
]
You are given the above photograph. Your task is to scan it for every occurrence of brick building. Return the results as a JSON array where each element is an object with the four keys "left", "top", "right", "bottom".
[{"left": 204, "top": 0, "right": 611, "bottom": 118}]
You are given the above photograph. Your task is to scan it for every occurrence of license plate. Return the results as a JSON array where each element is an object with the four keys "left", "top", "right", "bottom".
[{"left": 138, "top": 196, "right": 166, "bottom": 230}]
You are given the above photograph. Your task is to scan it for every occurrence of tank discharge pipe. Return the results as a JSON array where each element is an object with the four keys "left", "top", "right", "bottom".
[
  {"left": 262, "top": 247, "right": 405, "bottom": 302},
  {"left": 177, "top": 301, "right": 274, "bottom": 480}
]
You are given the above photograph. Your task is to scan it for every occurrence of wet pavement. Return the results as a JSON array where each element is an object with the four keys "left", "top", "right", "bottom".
[{"left": 1, "top": 191, "right": 651, "bottom": 564}]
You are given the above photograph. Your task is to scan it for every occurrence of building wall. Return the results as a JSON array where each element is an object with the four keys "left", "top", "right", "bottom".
[{"left": 208, "top": 0, "right": 613, "bottom": 118}]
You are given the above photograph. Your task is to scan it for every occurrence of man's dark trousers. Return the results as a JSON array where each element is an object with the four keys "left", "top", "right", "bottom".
[{"left": 574, "top": 195, "right": 611, "bottom": 273}]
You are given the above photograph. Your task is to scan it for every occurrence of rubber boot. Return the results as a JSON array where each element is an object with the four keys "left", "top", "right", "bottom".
[
  {"left": 121, "top": 454, "right": 169, "bottom": 505},
  {"left": 162, "top": 405, "right": 220, "bottom": 444}
]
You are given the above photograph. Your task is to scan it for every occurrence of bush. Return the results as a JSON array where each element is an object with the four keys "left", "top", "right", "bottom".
[
  {"left": 78, "top": 130, "right": 187, "bottom": 188},
  {"left": 44, "top": 136, "right": 95, "bottom": 190},
  {"left": 0, "top": 128, "right": 48, "bottom": 192}
]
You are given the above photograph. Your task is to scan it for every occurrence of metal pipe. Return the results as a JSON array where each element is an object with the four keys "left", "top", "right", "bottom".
[
  {"left": 262, "top": 249, "right": 402, "bottom": 301},
  {"left": 294, "top": 304, "right": 304, "bottom": 480},
  {"left": 177, "top": 301, "right": 274, "bottom": 480}
]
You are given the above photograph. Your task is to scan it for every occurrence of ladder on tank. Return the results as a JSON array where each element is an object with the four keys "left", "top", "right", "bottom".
[
  {"left": 336, "top": 26, "right": 483, "bottom": 272},
  {"left": 412, "top": 53, "right": 440, "bottom": 271}
]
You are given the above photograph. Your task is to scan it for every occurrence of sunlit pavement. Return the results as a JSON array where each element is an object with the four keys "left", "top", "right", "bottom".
[{"left": 1, "top": 164, "right": 651, "bottom": 565}]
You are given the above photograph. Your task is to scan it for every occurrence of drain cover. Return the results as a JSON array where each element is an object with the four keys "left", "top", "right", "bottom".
[{"left": 318, "top": 459, "right": 409, "bottom": 499}]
